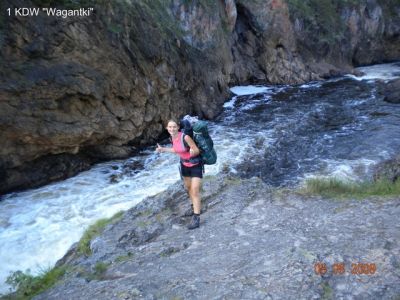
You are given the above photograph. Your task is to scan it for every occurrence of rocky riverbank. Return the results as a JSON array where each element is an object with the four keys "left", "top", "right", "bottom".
[
  {"left": 22, "top": 171, "right": 399, "bottom": 300},
  {"left": 1, "top": 0, "right": 400, "bottom": 194}
]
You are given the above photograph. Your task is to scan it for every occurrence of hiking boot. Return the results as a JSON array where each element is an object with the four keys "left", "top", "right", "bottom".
[
  {"left": 187, "top": 214, "right": 200, "bottom": 230},
  {"left": 183, "top": 204, "right": 194, "bottom": 217}
]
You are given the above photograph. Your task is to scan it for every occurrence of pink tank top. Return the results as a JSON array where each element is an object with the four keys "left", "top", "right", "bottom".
[{"left": 172, "top": 132, "right": 198, "bottom": 167}]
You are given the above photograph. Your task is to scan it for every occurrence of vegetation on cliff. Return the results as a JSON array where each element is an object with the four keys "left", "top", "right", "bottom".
[
  {"left": 286, "top": 0, "right": 354, "bottom": 58},
  {"left": 3, "top": 266, "right": 67, "bottom": 300}
]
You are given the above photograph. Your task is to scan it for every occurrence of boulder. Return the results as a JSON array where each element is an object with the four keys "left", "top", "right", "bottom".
[
  {"left": 373, "top": 154, "right": 400, "bottom": 183},
  {"left": 382, "top": 78, "right": 400, "bottom": 104}
]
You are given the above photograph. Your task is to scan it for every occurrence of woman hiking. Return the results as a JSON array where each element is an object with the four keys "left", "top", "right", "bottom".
[{"left": 156, "top": 119, "right": 203, "bottom": 230}]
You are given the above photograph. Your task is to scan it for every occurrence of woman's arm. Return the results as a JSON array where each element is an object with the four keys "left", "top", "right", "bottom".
[
  {"left": 156, "top": 143, "right": 175, "bottom": 153},
  {"left": 184, "top": 135, "right": 200, "bottom": 157}
]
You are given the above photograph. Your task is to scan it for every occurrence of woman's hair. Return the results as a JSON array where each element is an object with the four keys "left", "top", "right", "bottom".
[{"left": 165, "top": 118, "right": 179, "bottom": 127}]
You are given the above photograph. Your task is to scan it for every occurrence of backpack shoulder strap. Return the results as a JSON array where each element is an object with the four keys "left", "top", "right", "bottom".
[{"left": 181, "top": 132, "right": 189, "bottom": 150}]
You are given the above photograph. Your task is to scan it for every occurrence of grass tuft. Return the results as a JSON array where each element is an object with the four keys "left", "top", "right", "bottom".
[
  {"left": 114, "top": 252, "right": 133, "bottom": 263},
  {"left": 301, "top": 177, "right": 400, "bottom": 199},
  {"left": 77, "top": 211, "right": 124, "bottom": 256},
  {"left": 321, "top": 281, "right": 333, "bottom": 300},
  {"left": 92, "top": 262, "right": 110, "bottom": 280}
]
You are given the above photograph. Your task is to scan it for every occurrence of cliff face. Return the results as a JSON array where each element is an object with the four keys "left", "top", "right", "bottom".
[
  {"left": 0, "top": 0, "right": 399, "bottom": 194},
  {"left": 287, "top": 0, "right": 400, "bottom": 71}
]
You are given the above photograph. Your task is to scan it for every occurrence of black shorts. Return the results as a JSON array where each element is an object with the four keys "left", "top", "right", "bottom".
[{"left": 180, "top": 162, "right": 203, "bottom": 178}]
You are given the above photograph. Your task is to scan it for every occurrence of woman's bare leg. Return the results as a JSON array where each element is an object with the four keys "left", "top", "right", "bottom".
[
  {"left": 183, "top": 176, "right": 192, "bottom": 205},
  {"left": 190, "top": 177, "right": 202, "bottom": 214}
]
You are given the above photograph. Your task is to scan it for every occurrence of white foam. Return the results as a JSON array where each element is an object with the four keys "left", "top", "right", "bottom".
[
  {"left": 223, "top": 96, "right": 237, "bottom": 108},
  {"left": 230, "top": 85, "right": 271, "bottom": 96},
  {"left": 302, "top": 158, "right": 377, "bottom": 183},
  {"left": 346, "top": 62, "right": 400, "bottom": 81},
  {"left": 300, "top": 82, "right": 322, "bottom": 89}
]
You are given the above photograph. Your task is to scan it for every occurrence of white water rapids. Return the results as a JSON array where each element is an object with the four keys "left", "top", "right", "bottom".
[{"left": 0, "top": 63, "right": 399, "bottom": 294}]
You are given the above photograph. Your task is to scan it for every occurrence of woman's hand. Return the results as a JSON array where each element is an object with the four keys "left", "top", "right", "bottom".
[
  {"left": 185, "top": 136, "right": 200, "bottom": 157},
  {"left": 156, "top": 144, "right": 175, "bottom": 154},
  {"left": 189, "top": 147, "right": 200, "bottom": 157}
]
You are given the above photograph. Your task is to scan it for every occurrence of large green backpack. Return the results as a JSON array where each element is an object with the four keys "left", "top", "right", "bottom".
[{"left": 192, "top": 120, "right": 217, "bottom": 165}]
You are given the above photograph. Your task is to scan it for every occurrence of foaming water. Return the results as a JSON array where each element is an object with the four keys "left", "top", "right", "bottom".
[
  {"left": 346, "top": 62, "right": 400, "bottom": 81},
  {"left": 303, "top": 158, "right": 379, "bottom": 183},
  {"left": 230, "top": 85, "right": 273, "bottom": 96},
  {"left": 1, "top": 62, "right": 400, "bottom": 294},
  {"left": 224, "top": 63, "right": 400, "bottom": 185},
  {"left": 0, "top": 156, "right": 180, "bottom": 294}
]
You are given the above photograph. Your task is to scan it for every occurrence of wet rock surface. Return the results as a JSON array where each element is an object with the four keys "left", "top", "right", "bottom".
[
  {"left": 373, "top": 154, "right": 400, "bottom": 183},
  {"left": 35, "top": 175, "right": 400, "bottom": 300},
  {"left": 382, "top": 78, "right": 400, "bottom": 104}
]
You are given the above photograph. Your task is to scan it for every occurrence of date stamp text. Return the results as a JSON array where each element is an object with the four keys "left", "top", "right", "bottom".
[{"left": 314, "top": 262, "right": 376, "bottom": 275}]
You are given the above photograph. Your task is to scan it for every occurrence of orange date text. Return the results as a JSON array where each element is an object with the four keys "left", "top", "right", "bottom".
[{"left": 314, "top": 262, "right": 376, "bottom": 275}]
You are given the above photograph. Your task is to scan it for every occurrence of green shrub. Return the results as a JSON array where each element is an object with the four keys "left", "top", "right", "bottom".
[{"left": 5, "top": 266, "right": 67, "bottom": 299}]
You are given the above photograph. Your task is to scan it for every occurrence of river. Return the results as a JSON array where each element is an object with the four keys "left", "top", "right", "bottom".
[{"left": 0, "top": 62, "right": 399, "bottom": 294}]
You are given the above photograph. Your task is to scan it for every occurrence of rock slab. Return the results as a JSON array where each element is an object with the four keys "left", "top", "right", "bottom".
[{"left": 33, "top": 175, "right": 400, "bottom": 300}]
